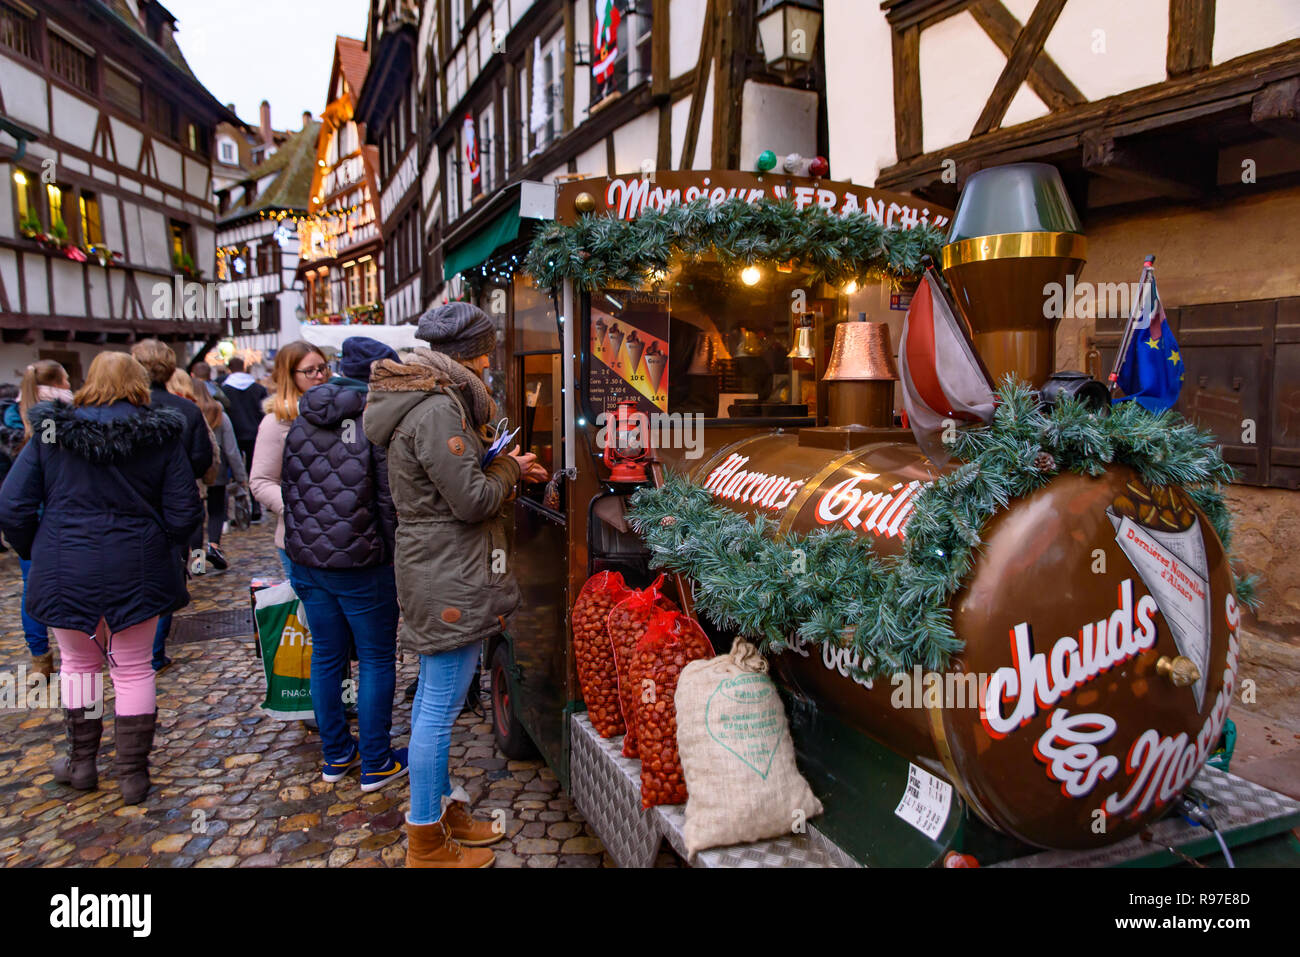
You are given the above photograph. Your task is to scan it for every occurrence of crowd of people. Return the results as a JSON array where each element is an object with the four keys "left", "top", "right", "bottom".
[{"left": 0, "top": 301, "right": 544, "bottom": 868}]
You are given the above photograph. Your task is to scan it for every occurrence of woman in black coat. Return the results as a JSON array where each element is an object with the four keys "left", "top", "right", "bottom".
[{"left": 0, "top": 352, "right": 203, "bottom": 805}]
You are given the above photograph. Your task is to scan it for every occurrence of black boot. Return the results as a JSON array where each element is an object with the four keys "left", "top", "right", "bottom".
[
  {"left": 114, "top": 711, "right": 157, "bottom": 805},
  {"left": 51, "top": 707, "right": 103, "bottom": 790}
]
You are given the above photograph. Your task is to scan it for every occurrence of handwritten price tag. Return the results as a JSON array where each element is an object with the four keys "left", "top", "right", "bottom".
[{"left": 894, "top": 763, "right": 952, "bottom": 840}]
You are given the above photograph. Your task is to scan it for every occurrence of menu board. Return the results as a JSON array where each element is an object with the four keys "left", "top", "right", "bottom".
[{"left": 588, "top": 288, "right": 670, "bottom": 416}]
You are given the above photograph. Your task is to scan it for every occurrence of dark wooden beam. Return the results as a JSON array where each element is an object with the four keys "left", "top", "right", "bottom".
[
  {"left": 970, "top": 0, "right": 1084, "bottom": 111},
  {"left": 877, "top": 38, "right": 1300, "bottom": 192},
  {"left": 1082, "top": 129, "right": 1210, "bottom": 201},
  {"left": 653, "top": 0, "right": 673, "bottom": 168},
  {"left": 1251, "top": 78, "right": 1300, "bottom": 143},
  {"left": 971, "top": 0, "right": 1068, "bottom": 137},
  {"left": 679, "top": 0, "right": 719, "bottom": 170},
  {"left": 892, "top": 24, "right": 923, "bottom": 160},
  {"left": 1168, "top": 0, "right": 1216, "bottom": 78}
]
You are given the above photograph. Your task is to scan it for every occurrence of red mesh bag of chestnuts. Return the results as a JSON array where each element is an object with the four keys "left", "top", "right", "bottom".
[
  {"left": 571, "top": 570, "right": 634, "bottom": 737},
  {"left": 608, "top": 576, "right": 678, "bottom": 759},
  {"left": 630, "top": 609, "right": 713, "bottom": 809}
]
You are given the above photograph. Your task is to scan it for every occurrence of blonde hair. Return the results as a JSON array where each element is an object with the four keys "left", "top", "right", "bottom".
[
  {"left": 268, "top": 340, "right": 327, "bottom": 423},
  {"left": 74, "top": 352, "right": 151, "bottom": 408},
  {"left": 166, "top": 368, "right": 198, "bottom": 403},
  {"left": 19, "top": 359, "right": 69, "bottom": 437},
  {"left": 130, "top": 338, "right": 177, "bottom": 386}
]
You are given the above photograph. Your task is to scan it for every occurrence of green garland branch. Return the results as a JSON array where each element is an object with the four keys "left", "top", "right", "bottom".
[
  {"left": 524, "top": 196, "right": 948, "bottom": 291},
  {"left": 626, "top": 379, "right": 1259, "bottom": 681}
]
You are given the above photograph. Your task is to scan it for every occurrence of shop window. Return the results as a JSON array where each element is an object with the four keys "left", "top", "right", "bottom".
[
  {"left": 104, "top": 63, "right": 142, "bottom": 119},
  {"left": 514, "top": 275, "right": 562, "bottom": 510},
  {"left": 78, "top": 190, "right": 102, "bottom": 246},
  {"left": 48, "top": 29, "right": 93, "bottom": 93},
  {"left": 0, "top": 1, "right": 36, "bottom": 60}
]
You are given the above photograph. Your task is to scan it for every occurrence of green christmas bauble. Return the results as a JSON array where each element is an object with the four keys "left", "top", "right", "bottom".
[{"left": 756, "top": 150, "right": 777, "bottom": 172}]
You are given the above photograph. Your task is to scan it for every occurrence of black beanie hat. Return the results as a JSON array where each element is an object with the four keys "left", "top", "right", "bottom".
[
  {"left": 339, "top": 336, "right": 399, "bottom": 381},
  {"left": 415, "top": 302, "right": 497, "bottom": 360}
]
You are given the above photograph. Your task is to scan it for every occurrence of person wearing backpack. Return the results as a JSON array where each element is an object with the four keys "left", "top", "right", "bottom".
[
  {"left": 0, "top": 352, "right": 203, "bottom": 804},
  {"left": 281, "top": 337, "right": 404, "bottom": 795}
]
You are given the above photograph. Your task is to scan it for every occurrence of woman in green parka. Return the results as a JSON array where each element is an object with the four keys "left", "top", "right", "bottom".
[{"left": 364, "top": 303, "right": 546, "bottom": 868}]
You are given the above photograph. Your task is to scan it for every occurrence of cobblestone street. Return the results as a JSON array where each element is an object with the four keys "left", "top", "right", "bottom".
[{"left": 0, "top": 522, "right": 678, "bottom": 868}]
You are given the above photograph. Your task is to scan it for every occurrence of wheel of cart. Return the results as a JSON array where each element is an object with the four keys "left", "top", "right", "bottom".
[{"left": 490, "top": 639, "right": 539, "bottom": 760}]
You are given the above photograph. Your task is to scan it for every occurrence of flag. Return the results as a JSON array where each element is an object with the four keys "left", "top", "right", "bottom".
[
  {"left": 593, "top": 0, "right": 621, "bottom": 84},
  {"left": 1113, "top": 271, "right": 1183, "bottom": 412},
  {"left": 463, "top": 113, "right": 480, "bottom": 184},
  {"left": 898, "top": 269, "right": 997, "bottom": 465}
]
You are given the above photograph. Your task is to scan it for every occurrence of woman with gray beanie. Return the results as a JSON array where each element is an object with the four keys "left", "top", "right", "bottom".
[{"left": 365, "top": 302, "right": 546, "bottom": 867}]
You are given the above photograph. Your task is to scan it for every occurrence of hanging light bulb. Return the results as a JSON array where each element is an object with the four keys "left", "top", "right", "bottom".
[
  {"left": 843, "top": 280, "right": 859, "bottom": 295},
  {"left": 740, "top": 265, "right": 761, "bottom": 286}
]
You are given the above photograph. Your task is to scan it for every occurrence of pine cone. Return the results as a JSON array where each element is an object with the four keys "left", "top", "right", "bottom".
[
  {"left": 1034, "top": 451, "right": 1057, "bottom": 472},
  {"left": 660, "top": 515, "right": 678, "bottom": 527}
]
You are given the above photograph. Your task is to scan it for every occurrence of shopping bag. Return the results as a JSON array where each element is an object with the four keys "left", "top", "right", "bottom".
[{"left": 253, "top": 581, "right": 314, "bottom": 720}]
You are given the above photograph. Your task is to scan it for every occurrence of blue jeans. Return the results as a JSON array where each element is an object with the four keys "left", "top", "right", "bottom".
[
  {"left": 18, "top": 558, "right": 48, "bottom": 656},
  {"left": 152, "top": 614, "right": 171, "bottom": 668},
  {"left": 278, "top": 548, "right": 293, "bottom": 579},
  {"left": 409, "top": 642, "right": 482, "bottom": 824},
  {"left": 289, "top": 562, "right": 398, "bottom": 773}
]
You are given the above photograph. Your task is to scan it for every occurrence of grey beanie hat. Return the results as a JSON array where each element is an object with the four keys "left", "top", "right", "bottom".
[{"left": 415, "top": 301, "right": 497, "bottom": 359}]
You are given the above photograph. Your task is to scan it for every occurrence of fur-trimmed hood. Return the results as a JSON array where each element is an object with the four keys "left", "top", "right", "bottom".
[
  {"left": 28, "top": 400, "right": 186, "bottom": 464},
  {"left": 366, "top": 348, "right": 497, "bottom": 448}
]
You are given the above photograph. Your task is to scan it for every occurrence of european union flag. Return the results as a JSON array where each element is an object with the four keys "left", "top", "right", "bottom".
[{"left": 1114, "top": 273, "right": 1183, "bottom": 412}]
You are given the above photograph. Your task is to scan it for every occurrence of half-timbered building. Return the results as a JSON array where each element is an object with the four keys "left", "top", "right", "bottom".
[
  {"left": 356, "top": 0, "right": 423, "bottom": 326},
  {"left": 0, "top": 0, "right": 235, "bottom": 381},
  {"left": 824, "top": 0, "right": 1300, "bottom": 671},
  {"left": 215, "top": 115, "right": 321, "bottom": 358},
  {"left": 296, "top": 36, "right": 384, "bottom": 329}
]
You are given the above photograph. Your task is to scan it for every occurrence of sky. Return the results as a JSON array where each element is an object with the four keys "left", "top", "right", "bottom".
[{"left": 162, "top": 0, "right": 371, "bottom": 129}]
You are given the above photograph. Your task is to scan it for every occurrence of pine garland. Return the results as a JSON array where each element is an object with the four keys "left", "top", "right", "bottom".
[
  {"left": 626, "top": 379, "right": 1258, "bottom": 680},
  {"left": 524, "top": 196, "right": 948, "bottom": 291}
]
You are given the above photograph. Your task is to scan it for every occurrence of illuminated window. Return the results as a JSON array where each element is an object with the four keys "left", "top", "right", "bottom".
[
  {"left": 46, "top": 183, "right": 65, "bottom": 228},
  {"left": 13, "top": 169, "right": 34, "bottom": 224},
  {"left": 79, "top": 191, "right": 102, "bottom": 245},
  {"left": 364, "top": 259, "right": 377, "bottom": 304}
]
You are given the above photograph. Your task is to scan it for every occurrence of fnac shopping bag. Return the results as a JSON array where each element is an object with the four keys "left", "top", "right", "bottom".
[{"left": 254, "top": 582, "right": 314, "bottom": 720}]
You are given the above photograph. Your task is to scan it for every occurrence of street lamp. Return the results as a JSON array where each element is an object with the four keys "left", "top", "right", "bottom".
[{"left": 756, "top": 0, "right": 823, "bottom": 79}]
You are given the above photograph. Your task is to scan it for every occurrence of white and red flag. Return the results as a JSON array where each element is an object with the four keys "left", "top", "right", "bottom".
[
  {"left": 593, "top": 0, "right": 621, "bottom": 84},
  {"left": 898, "top": 268, "right": 996, "bottom": 465}
]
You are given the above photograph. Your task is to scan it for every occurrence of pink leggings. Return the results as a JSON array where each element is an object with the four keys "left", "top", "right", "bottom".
[{"left": 53, "top": 617, "right": 158, "bottom": 716}]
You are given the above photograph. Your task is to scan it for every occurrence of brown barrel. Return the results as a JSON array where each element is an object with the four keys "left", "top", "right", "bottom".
[{"left": 684, "top": 431, "right": 1239, "bottom": 849}]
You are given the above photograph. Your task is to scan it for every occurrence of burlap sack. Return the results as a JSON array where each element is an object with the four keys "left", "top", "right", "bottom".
[{"left": 676, "top": 639, "right": 823, "bottom": 857}]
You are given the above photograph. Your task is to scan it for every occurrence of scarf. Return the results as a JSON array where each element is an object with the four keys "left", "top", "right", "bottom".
[
  {"left": 371, "top": 348, "right": 496, "bottom": 428},
  {"left": 37, "top": 385, "right": 74, "bottom": 404}
]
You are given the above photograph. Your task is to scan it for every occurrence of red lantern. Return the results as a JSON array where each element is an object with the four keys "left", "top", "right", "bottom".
[
  {"left": 603, "top": 399, "right": 650, "bottom": 484},
  {"left": 809, "top": 156, "right": 830, "bottom": 178}
]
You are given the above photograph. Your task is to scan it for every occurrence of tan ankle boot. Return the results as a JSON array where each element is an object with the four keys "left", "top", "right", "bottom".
[
  {"left": 443, "top": 800, "right": 505, "bottom": 847},
  {"left": 406, "top": 818, "right": 494, "bottom": 868},
  {"left": 32, "top": 653, "right": 54, "bottom": 679}
]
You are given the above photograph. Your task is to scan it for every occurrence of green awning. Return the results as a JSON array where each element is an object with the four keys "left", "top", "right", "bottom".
[{"left": 443, "top": 199, "right": 521, "bottom": 279}]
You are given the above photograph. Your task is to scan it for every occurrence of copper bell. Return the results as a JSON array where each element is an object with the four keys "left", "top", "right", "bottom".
[
  {"left": 823, "top": 322, "right": 899, "bottom": 381},
  {"left": 786, "top": 325, "right": 816, "bottom": 360},
  {"left": 822, "top": 322, "right": 898, "bottom": 429}
]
